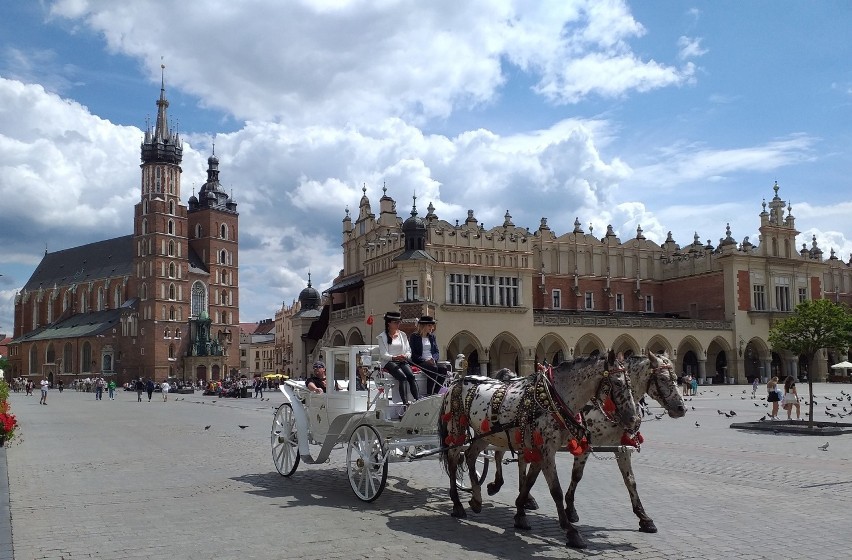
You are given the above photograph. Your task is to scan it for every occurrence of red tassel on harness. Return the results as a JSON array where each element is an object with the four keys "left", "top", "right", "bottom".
[
  {"left": 532, "top": 430, "right": 544, "bottom": 447},
  {"left": 603, "top": 397, "right": 616, "bottom": 414},
  {"left": 444, "top": 434, "right": 455, "bottom": 446},
  {"left": 480, "top": 419, "right": 491, "bottom": 433},
  {"left": 459, "top": 414, "right": 469, "bottom": 427},
  {"left": 454, "top": 434, "right": 467, "bottom": 445},
  {"left": 566, "top": 439, "right": 579, "bottom": 453},
  {"left": 637, "top": 432, "right": 644, "bottom": 444},
  {"left": 620, "top": 432, "right": 635, "bottom": 446},
  {"left": 440, "top": 412, "right": 453, "bottom": 423},
  {"left": 523, "top": 448, "right": 542, "bottom": 463}
]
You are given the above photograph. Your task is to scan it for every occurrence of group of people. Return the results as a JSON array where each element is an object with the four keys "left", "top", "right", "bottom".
[
  {"left": 680, "top": 374, "right": 698, "bottom": 396},
  {"left": 766, "top": 375, "right": 801, "bottom": 420},
  {"left": 306, "top": 311, "right": 448, "bottom": 406}
]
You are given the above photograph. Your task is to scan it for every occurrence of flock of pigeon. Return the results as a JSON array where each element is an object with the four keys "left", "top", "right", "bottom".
[{"left": 644, "top": 386, "right": 851, "bottom": 451}]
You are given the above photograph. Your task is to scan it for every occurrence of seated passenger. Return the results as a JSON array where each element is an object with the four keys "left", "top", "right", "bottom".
[{"left": 306, "top": 361, "right": 329, "bottom": 394}]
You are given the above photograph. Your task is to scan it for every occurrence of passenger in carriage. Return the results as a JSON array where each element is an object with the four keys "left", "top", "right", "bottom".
[
  {"left": 410, "top": 315, "right": 446, "bottom": 395},
  {"left": 377, "top": 311, "right": 419, "bottom": 405},
  {"left": 306, "top": 361, "right": 329, "bottom": 394}
]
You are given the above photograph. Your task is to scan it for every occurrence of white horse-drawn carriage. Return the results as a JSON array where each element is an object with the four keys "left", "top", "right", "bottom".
[{"left": 270, "top": 345, "right": 485, "bottom": 501}]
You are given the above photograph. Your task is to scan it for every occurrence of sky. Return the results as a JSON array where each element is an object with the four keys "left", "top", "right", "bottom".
[{"left": 2, "top": 0, "right": 852, "bottom": 335}]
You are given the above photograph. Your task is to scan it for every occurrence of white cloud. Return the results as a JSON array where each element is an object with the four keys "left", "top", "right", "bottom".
[
  {"left": 46, "top": 0, "right": 693, "bottom": 123},
  {"left": 677, "top": 36, "right": 708, "bottom": 60}
]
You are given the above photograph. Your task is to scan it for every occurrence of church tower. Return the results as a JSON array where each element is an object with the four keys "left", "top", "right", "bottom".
[{"left": 133, "top": 66, "right": 191, "bottom": 379}]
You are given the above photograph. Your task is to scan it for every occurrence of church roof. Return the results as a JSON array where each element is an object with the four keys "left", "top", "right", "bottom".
[
  {"left": 13, "top": 308, "right": 123, "bottom": 343},
  {"left": 23, "top": 235, "right": 134, "bottom": 291}
]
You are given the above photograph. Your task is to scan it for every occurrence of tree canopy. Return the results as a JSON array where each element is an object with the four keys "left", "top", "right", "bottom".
[{"left": 768, "top": 299, "right": 852, "bottom": 360}]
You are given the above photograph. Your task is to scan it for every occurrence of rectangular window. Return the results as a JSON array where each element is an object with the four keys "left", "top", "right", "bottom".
[
  {"left": 405, "top": 279, "right": 419, "bottom": 301},
  {"left": 798, "top": 287, "right": 807, "bottom": 304},
  {"left": 448, "top": 273, "right": 470, "bottom": 304},
  {"left": 473, "top": 275, "right": 495, "bottom": 305},
  {"left": 552, "top": 289, "right": 561, "bottom": 310},
  {"left": 645, "top": 295, "right": 654, "bottom": 312},
  {"left": 753, "top": 284, "right": 766, "bottom": 311},
  {"left": 497, "top": 276, "right": 519, "bottom": 307},
  {"left": 774, "top": 277, "right": 791, "bottom": 311},
  {"left": 615, "top": 293, "right": 624, "bottom": 312},
  {"left": 584, "top": 291, "right": 594, "bottom": 310}
]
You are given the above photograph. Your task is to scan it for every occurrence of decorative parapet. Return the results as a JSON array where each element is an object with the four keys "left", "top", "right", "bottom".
[
  {"left": 330, "top": 304, "right": 365, "bottom": 322},
  {"left": 440, "top": 304, "right": 530, "bottom": 314},
  {"left": 534, "top": 310, "right": 732, "bottom": 330}
]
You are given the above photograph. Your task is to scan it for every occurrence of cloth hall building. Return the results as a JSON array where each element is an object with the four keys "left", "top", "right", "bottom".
[
  {"left": 8, "top": 79, "right": 240, "bottom": 385},
  {"left": 307, "top": 183, "right": 852, "bottom": 384}
]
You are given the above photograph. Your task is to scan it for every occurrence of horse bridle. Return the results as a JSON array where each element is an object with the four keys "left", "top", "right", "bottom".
[
  {"left": 647, "top": 360, "right": 676, "bottom": 400},
  {"left": 590, "top": 362, "right": 630, "bottom": 423}
]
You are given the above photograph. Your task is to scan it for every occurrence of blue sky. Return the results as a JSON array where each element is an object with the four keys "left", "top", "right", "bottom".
[{"left": 2, "top": 0, "right": 852, "bottom": 335}]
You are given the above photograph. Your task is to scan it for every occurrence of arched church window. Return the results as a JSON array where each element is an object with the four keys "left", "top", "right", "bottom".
[
  {"left": 191, "top": 281, "right": 207, "bottom": 318},
  {"left": 195, "top": 224, "right": 202, "bottom": 238},
  {"left": 169, "top": 262, "right": 176, "bottom": 278},
  {"left": 169, "top": 283, "right": 176, "bottom": 300},
  {"left": 169, "top": 200, "right": 175, "bottom": 214},
  {"left": 168, "top": 220, "right": 174, "bottom": 235},
  {"left": 220, "top": 224, "right": 227, "bottom": 239},
  {"left": 142, "top": 219, "right": 148, "bottom": 235},
  {"left": 169, "top": 306, "right": 176, "bottom": 320}
]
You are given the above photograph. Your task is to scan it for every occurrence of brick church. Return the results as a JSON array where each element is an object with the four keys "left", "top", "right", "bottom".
[{"left": 7, "top": 74, "right": 240, "bottom": 385}]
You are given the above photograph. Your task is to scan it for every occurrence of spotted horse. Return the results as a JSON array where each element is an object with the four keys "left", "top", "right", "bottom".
[
  {"left": 565, "top": 351, "right": 686, "bottom": 533},
  {"left": 437, "top": 350, "right": 641, "bottom": 549}
]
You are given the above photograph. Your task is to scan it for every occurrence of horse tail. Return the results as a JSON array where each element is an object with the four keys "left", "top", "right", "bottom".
[{"left": 437, "top": 396, "right": 451, "bottom": 475}]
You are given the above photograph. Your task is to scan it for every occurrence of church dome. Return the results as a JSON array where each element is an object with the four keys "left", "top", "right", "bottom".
[{"left": 298, "top": 282, "right": 321, "bottom": 310}]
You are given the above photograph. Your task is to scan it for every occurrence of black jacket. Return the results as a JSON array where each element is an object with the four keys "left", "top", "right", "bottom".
[{"left": 410, "top": 332, "right": 440, "bottom": 365}]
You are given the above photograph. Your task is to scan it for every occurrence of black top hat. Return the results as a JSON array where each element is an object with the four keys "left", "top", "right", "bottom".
[
  {"left": 383, "top": 311, "right": 402, "bottom": 321},
  {"left": 417, "top": 315, "right": 436, "bottom": 324}
]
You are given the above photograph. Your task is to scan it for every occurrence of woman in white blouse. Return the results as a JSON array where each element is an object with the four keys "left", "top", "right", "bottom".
[{"left": 377, "top": 311, "right": 419, "bottom": 404}]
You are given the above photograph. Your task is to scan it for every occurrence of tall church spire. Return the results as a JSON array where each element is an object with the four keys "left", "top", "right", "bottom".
[{"left": 141, "top": 63, "right": 183, "bottom": 166}]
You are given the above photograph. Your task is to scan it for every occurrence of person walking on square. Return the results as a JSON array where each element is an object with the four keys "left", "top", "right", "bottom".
[
  {"left": 766, "top": 376, "right": 780, "bottom": 419},
  {"left": 254, "top": 375, "right": 263, "bottom": 399},
  {"left": 161, "top": 380, "right": 170, "bottom": 402},
  {"left": 377, "top": 311, "right": 419, "bottom": 405},
  {"left": 135, "top": 378, "right": 144, "bottom": 402},
  {"left": 410, "top": 315, "right": 446, "bottom": 395},
  {"left": 783, "top": 375, "right": 801, "bottom": 420},
  {"left": 145, "top": 378, "right": 155, "bottom": 402},
  {"left": 39, "top": 377, "right": 49, "bottom": 405},
  {"left": 752, "top": 377, "right": 759, "bottom": 398},
  {"left": 107, "top": 379, "right": 116, "bottom": 400},
  {"left": 95, "top": 377, "right": 104, "bottom": 401}
]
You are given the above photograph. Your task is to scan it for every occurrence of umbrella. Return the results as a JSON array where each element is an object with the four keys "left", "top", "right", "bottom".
[{"left": 830, "top": 361, "right": 852, "bottom": 369}]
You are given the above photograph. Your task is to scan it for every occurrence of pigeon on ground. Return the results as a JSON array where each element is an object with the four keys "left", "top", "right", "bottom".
[
  {"left": 754, "top": 403, "right": 761, "bottom": 407},
  {"left": 729, "top": 410, "right": 737, "bottom": 416},
  {"left": 717, "top": 409, "right": 724, "bottom": 415},
  {"left": 694, "top": 421, "right": 700, "bottom": 427},
  {"left": 654, "top": 413, "right": 665, "bottom": 420},
  {"left": 204, "top": 425, "right": 211, "bottom": 430},
  {"left": 724, "top": 412, "right": 732, "bottom": 418},
  {"left": 818, "top": 442, "right": 829, "bottom": 451},
  {"left": 239, "top": 425, "right": 249, "bottom": 429},
  {"left": 691, "top": 406, "right": 696, "bottom": 411}
]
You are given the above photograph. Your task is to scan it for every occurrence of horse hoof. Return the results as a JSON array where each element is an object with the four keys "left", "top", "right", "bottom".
[
  {"left": 566, "top": 536, "right": 588, "bottom": 549},
  {"left": 451, "top": 507, "right": 467, "bottom": 519},
  {"left": 486, "top": 482, "right": 500, "bottom": 496},
  {"left": 639, "top": 520, "right": 658, "bottom": 533},
  {"left": 525, "top": 496, "right": 539, "bottom": 510},
  {"left": 566, "top": 528, "right": 587, "bottom": 549},
  {"left": 468, "top": 500, "right": 482, "bottom": 514},
  {"left": 513, "top": 515, "right": 531, "bottom": 531}
]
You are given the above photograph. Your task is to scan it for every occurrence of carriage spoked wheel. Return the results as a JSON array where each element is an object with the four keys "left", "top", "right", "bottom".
[
  {"left": 271, "top": 403, "right": 300, "bottom": 477},
  {"left": 456, "top": 450, "right": 490, "bottom": 492},
  {"left": 347, "top": 424, "right": 388, "bottom": 502}
]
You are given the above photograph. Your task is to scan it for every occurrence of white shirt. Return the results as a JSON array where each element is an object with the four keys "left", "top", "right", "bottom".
[
  {"left": 40, "top": 379, "right": 49, "bottom": 391},
  {"left": 377, "top": 330, "right": 411, "bottom": 367},
  {"left": 418, "top": 336, "right": 432, "bottom": 362},
  {"left": 161, "top": 382, "right": 171, "bottom": 393}
]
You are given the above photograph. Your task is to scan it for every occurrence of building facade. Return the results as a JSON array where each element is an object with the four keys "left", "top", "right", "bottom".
[
  {"left": 308, "top": 182, "right": 852, "bottom": 384},
  {"left": 8, "top": 76, "right": 240, "bottom": 385}
]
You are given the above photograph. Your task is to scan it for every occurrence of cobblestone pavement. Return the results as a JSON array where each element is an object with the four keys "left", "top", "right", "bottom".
[{"left": 3, "top": 383, "right": 851, "bottom": 559}]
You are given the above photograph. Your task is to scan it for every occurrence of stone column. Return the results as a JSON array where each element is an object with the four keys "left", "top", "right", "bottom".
[{"left": 698, "top": 359, "right": 707, "bottom": 384}]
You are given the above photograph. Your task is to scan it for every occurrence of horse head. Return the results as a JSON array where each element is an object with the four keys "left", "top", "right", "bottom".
[
  {"left": 594, "top": 350, "right": 642, "bottom": 433},
  {"left": 645, "top": 352, "right": 686, "bottom": 418}
]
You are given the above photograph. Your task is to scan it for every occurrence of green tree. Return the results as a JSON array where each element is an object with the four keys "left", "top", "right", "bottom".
[{"left": 768, "top": 299, "right": 852, "bottom": 427}]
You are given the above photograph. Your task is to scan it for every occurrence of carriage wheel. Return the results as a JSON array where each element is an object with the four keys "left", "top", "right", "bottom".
[
  {"left": 271, "top": 403, "right": 300, "bottom": 477},
  {"left": 347, "top": 424, "right": 388, "bottom": 502},
  {"left": 456, "top": 451, "right": 490, "bottom": 492}
]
